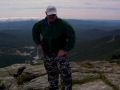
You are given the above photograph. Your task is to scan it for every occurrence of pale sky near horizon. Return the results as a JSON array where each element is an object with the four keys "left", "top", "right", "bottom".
[{"left": 0, "top": 0, "right": 120, "bottom": 20}]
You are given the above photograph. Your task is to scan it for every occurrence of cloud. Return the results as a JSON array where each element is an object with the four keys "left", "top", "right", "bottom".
[
  {"left": 98, "top": 0, "right": 120, "bottom": 1},
  {"left": 0, "top": 0, "right": 120, "bottom": 19}
]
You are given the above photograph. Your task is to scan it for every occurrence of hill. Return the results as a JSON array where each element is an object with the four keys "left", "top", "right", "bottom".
[{"left": 0, "top": 19, "right": 120, "bottom": 67}]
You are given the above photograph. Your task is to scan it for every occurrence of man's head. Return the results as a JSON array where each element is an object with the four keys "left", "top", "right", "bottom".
[{"left": 45, "top": 6, "right": 57, "bottom": 23}]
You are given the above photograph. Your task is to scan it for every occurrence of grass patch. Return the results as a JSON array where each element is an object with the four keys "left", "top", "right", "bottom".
[
  {"left": 81, "top": 62, "right": 94, "bottom": 68},
  {"left": 107, "top": 59, "right": 120, "bottom": 65},
  {"left": 16, "top": 73, "right": 39, "bottom": 85},
  {"left": 72, "top": 75, "right": 100, "bottom": 85},
  {"left": 39, "top": 73, "right": 47, "bottom": 77},
  {"left": 17, "top": 74, "right": 29, "bottom": 85},
  {"left": 0, "top": 80, "right": 5, "bottom": 90},
  {"left": 0, "top": 80, "right": 1, "bottom": 84},
  {"left": 111, "top": 54, "right": 120, "bottom": 59}
]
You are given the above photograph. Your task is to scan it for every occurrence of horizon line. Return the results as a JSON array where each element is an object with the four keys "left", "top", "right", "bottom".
[{"left": 0, "top": 17, "right": 120, "bottom": 21}]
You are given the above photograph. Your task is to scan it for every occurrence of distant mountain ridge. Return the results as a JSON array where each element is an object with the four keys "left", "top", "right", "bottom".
[
  {"left": 0, "top": 19, "right": 120, "bottom": 31},
  {"left": 0, "top": 19, "right": 120, "bottom": 67}
]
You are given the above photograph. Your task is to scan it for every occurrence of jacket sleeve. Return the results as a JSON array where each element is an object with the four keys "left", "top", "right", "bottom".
[
  {"left": 64, "top": 22, "right": 75, "bottom": 51},
  {"left": 32, "top": 23, "right": 41, "bottom": 45}
]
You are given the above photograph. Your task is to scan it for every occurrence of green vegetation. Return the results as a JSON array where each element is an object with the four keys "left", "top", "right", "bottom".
[
  {"left": 17, "top": 74, "right": 29, "bottom": 85},
  {"left": 16, "top": 73, "right": 39, "bottom": 85},
  {"left": 107, "top": 53, "right": 120, "bottom": 65},
  {"left": 80, "top": 62, "right": 94, "bottom": 68},
  {"left": 108, "top": 59, "right": 120, "bottom": 65},
  {"left": 111, "top": 53, "right": 120, "bottom": 59},
  {"left": 0, "top": 80, "right": 5, "bottom": 90},
  {"left": 73, "top": 75, "right": 100, "bottom": 85}
]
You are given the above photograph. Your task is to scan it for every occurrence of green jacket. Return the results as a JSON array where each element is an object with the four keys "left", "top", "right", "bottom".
[{"left": 32, "top": 17, "right": 75, "bottom": 55}]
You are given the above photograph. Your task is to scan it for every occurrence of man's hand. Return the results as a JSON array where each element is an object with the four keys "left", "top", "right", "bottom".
[{"left": 57, "top": 49, "right": 67, "bottom": 57}]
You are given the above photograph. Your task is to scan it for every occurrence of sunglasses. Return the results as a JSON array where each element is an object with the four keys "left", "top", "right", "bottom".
[{"left": 48, "top": 14, "right": 56, "bottom": 17}]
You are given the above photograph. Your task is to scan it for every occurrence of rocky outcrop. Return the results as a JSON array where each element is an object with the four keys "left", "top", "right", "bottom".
[{"left": 0, "top": 60, "right": 120, "bottom": 90}]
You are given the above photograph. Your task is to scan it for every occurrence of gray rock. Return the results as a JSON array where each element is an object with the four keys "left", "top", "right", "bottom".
[
  {"left": 0, "top": 64, "right": 30, "bottom": 77},
  {"left": 1, "top": 76, "right": 18, "bottom": 90},
  {"left": 73, "top": 80, "right": 113, "bottom": 90},
  {"left": 23, "top": 64, "right": 46, "bottom": 76},
  {"left": 22, "top": 75, "right": 48, "bottom": 90},
  {"left": 105, "top": 73, "right": 120, "bottom": 89},
  {"left": 0, "top": 60, "right": 120, "bottom": 90},
  {"left": 72, "top": 72, "right": 99, "bottom": 81}
]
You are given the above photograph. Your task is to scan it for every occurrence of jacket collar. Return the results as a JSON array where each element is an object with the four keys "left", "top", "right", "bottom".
[{"left": 44, "top": 17, "right": 58, "bottom": 26}]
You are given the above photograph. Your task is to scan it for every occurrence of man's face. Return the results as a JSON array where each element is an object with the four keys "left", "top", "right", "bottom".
[{"left": 46, "top": 14, "right": 57, "bottom": 23}]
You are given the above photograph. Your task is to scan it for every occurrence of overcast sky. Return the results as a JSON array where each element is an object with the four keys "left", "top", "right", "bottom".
[{"left": 0, "top": 0, "right": 120, "bottom": 20}]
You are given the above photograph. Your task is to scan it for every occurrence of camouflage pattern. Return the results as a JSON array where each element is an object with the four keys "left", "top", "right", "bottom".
[{"left": 43, "top": 56, "right": 72, "bottom": 90}]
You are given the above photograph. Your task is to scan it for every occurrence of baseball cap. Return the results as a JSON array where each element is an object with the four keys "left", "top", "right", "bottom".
[{"left": 46, "top": 6, "right": 57, "bottom": 15}]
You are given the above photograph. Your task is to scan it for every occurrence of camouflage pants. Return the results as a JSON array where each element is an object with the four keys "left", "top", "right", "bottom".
[{"left": 43, "top": 56, "right": 72, "bottom": 90}]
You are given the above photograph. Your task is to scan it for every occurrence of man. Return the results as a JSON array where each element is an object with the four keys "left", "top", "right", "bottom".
[{"left": 32, "top": 6, "right": 75, "bottom": 90}]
